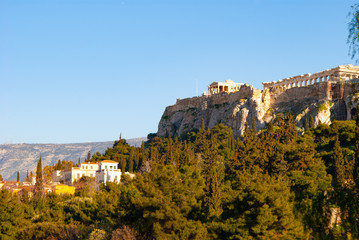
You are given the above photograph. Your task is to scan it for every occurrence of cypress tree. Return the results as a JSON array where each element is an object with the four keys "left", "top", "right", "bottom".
[
  {"left": 354, "top": 109, "right": 359, "bottom": 188},
  {"left": 129, "top": 148, "right": 134, "bottom": 173},
  {"left": 251, "top": 116, "right": 257, "bottom": 135},
  {"left": 267, "top": 121, "right": 274, "bottom": 134},
  {"left": 304, "top": 118, "right": 309, "bottom": 132},
  {"left": 26, "top": 170, "right": 29, "bottom": 182},
  {"left": 278, "top": 114, "right": 296, "bottom": 144},
  {"left": 86, "top": 151, "right": 91, "bottom": 162},
  {"left": 17, "top": 171, "right": 20, "bottom": 182},
  {"left": 166, "top": 135, "right": 173, "bottom": 165},
  {"left": 34, "top": 157, "right": 44, "bottom": 198},
  {"left": 134, "top": 148, "right": 140, "bottom": 171},
  {"left": 309, "top": 115, "right": 315, "bottom": 129},
  {"left": 120, "top": 155, "right": 126, "bottom": 173},
  {"left": 201, "top": 118, "right": 205, "bottom": 131},
  {"left": 56, "top": 160, "right": 61, "bottom": 170},
  {"left": 203, "top": 135, "right": 224, "bottom": 218},
  {"left": 333, "top": 135, "right": 346, "bottom": 190},
  {"left": 0, "top": 174, "right": 2, "bottom": 181},
  {"left": 141, "top": 141, "right": 145, "bottom": 163}
]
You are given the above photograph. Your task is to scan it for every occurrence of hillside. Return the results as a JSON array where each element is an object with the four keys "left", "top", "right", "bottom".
[{"left": 0, "top": 138, "right": 146, "bottom": 180}]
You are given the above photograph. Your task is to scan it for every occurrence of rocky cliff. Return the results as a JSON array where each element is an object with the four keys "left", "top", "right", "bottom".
[{"left": 157, "top": 82, "right": 359, "bottom": 138}]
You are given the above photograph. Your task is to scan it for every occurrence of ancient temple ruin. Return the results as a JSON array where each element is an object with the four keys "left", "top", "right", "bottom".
[
  {"left": 208, "top": 80, "right": 242, "bottom": 95},
  {"left": 262, "top": 65, "right": 359, "bottom": 89}
]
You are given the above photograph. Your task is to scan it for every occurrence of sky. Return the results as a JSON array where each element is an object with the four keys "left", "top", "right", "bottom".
[{"left": 0, "top": 0, "right": 357, "bottom": 144}]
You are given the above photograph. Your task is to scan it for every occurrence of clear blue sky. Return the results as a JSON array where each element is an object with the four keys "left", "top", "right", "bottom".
[{"left": 0, "top": 0, "right": 357, "bottom": 143}]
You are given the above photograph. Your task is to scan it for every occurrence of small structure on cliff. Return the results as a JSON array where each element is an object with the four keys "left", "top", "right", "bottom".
[
  {"left": 208, "top": 80, "right": 242, "bottom": 95},
  {"left": 262, "top": 65, "right": 359, "bottom": 89}
]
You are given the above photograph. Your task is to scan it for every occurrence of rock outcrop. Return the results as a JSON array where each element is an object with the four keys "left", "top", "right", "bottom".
[{"left": 157, "top": 82, "right": 359, "bottom": 138}]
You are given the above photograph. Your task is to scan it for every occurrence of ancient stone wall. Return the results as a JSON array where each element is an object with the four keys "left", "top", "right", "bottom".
[{"left": 263, "top": 65, "right": 359, "bottom": 89}]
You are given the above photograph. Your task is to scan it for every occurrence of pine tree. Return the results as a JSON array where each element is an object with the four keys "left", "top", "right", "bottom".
[{"left": 34, "top": 157, "right": 44, "bottom": 198}]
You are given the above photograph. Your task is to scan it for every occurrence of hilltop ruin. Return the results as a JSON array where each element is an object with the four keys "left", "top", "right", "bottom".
[{"left": 158, "top": 65, "right": 359, "bottom": 138}]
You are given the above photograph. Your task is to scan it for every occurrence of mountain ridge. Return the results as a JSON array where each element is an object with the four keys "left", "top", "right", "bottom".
[{"left": 0, "top": 138, "right": 146, "bottom": 180}]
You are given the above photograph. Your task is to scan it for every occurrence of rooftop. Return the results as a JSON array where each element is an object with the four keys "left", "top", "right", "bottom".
[{"left": 100, "top": 160, "right": 118, "bottom": 164}]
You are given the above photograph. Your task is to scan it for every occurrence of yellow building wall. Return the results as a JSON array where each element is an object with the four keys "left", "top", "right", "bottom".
[
  {"left": 54, "top": 184, "right": 75, "bottom": 195},
  {"left": 12, "top": 188, "right": 21, "bottom": 195}
]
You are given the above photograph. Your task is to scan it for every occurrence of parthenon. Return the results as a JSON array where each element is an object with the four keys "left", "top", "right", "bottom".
[{"left": 262, "top": 65, "right": 359, "bottom": 89}]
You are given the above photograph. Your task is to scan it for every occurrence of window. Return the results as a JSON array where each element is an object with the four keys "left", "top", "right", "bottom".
[
  {"left": 90, "top": 174, "right": 93, "bottom": 177},
  {"left": 86, "top": 166, "right": 88, "bottom": 169},
  {"left": 77, "top": 173, "right": 80, "bottom": 179},
  {"left": 105, "top": 165, "right": 108, "bottom": 169},
  {"left": 114, "top": 166, "right": 117, "bottom": 169},
  {"left": 91, "top": 166, "right": 93, "bottom": 170},
  {"left": 110, "top": 166, "right": 113, "bottom": 170}
]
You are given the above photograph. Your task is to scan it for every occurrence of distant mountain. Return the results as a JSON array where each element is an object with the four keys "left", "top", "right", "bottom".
[{"left": 0, "top": 138, "right": 146, "bottom": 180}]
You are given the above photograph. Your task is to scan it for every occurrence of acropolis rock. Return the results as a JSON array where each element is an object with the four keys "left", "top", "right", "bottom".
[{"left": 157, "top": 65, "right": 359, "bottom": 138}]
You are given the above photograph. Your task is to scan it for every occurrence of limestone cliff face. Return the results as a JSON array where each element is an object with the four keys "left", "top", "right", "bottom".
[{"left": 157, "top": 82, "right": 359, "bottom": 138}]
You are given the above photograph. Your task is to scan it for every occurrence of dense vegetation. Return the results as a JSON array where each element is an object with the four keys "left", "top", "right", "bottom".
[{"left": 2, "top": 115, "right": 359, "bottom": 239}]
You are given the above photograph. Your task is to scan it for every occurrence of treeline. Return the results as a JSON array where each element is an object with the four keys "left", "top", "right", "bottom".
[{"left": 1, "top": 115, "right": 359, "bottom": 239}]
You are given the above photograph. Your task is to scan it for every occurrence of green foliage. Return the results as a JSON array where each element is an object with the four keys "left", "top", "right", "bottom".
[
  {"left": 318, "top": 103, "right": 328, "bottom": 112},
  {"left": 17, "top": 222, "right": 87, "bottom": 240},
  {"left": 6, "top": 120, "right": 359, "bottom": 238},
  {"left": 0, "top": 190, "right": 33, "bottom": 239},
  {"left": 118, "top": 165, "right": 207, "bottom": 239},
  {"left": 348, "top": 4, "right": 359, "bottom": 61}
]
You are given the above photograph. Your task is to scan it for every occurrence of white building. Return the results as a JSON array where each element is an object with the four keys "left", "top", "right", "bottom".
[
  {"left": 95, "top": 160, "right": 122, "bottom": 190},
  {"left": 62, "top": 162, "right": 99, "bottom": 185},
  {"left": 52, "top": 170, "right": 63, "bottom": 183},
  {"left": 53, "top": 160, "right": 124, "bottom": 190}
]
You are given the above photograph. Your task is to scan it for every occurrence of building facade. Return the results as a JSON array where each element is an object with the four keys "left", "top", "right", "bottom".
[
  {"left": 95, "top": 160, "right": 122, "bottom": 191},
  {"left": 53, "top": 160, "right": 123, "bottom": 190}
]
